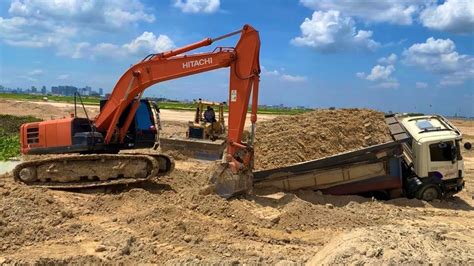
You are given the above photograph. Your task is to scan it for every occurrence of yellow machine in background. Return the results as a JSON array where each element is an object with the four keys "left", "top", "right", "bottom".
[
  {"left": 160, "top": 99, "right": 227, "bottom": 160},
  {"left": 188, "top": 99, "right": 226, "bottom": 141}
]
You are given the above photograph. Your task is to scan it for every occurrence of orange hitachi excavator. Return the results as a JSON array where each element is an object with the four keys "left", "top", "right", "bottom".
[{"left": 13, "top": 24, "right": 260, "bottom": 198}]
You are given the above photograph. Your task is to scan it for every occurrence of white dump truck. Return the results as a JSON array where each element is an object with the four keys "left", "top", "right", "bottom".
[{"left": 253, "top": 113, "right": 471, "bottom": 201}]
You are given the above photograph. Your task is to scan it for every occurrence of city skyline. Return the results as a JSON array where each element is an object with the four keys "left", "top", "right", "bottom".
[{"left": 0, "top": 84, "right": 104, "bottom": 96}]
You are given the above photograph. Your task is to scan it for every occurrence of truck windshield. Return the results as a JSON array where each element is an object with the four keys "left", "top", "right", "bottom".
[{"left": 430, "top": 142, "right": 455, "bottom": 162}]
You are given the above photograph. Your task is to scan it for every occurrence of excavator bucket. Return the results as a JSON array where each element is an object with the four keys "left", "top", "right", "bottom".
[
  {"left": 207, "top": 162, "right": 253, "bottom": 199},
  {"left": 160, "top": 137, "right": 226, "bottom": 160}
]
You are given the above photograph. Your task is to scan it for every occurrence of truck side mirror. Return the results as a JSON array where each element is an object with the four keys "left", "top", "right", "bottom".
[{"left": 465, "top": 142, "right": 472, "bottom": 150}]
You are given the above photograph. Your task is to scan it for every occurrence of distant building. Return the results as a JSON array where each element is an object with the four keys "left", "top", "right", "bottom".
[
  {"left": 99, "top": 88, "right": 103, "bottom": 96},
  {"left": 79, "top": 86, "right": 92, "bottom": 96},
  {"left": 51, "top": 85, "right": 78, "bottom": 96},
  {"left": 31, "top": 86, "right": 37, "bottom": 93},
  {"left": 41, "top": 86, "right": 47, "bottom": 94}
]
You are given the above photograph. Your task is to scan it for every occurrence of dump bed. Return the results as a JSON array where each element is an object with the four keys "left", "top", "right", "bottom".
[{"left": 253, "top": 117, "right": 411, "bottom": 195}]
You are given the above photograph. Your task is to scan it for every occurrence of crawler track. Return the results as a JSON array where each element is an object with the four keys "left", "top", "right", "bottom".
[{"left": 13, "top": 153, "right": 174, "bottom": 189}]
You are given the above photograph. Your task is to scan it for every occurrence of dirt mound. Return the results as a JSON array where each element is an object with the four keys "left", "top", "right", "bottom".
[
  {"left": 0, "top": 174, "right": 74, "bottom": 253},
  {"left": 0, "top": 99, "right": 98, "bottom": 120},
  {"left": 308, "top": 224, "right": 473, "bottom": 264},
  {"left": 254, "top": 108, "right": 392, "bottom": 170},
  {"left": 1, "top": 159, "right": 474, "bottom": 264},
  {"left": 0, "top": 118, "right": 473, "bottom": 264}
]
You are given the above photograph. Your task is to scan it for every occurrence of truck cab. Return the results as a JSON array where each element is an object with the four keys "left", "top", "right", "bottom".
[{"left": 396, "top": 114, "right": 465, "bottom": 200}]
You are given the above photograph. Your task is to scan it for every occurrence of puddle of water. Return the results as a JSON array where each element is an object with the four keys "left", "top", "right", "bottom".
[{"left": 0, "top": 160, "right": 20, "bottom": 175}]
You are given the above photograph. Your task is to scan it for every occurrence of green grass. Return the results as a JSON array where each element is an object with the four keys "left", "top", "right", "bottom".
[
  {"left": 0, "top": 134, "right": 20, "bottom": 161},
  {"left": 0, "top": 93, "right": 100, "bottom": 105},
  {"left": 0, "top": 93, "right": 311, "bottom": 115},
  {"left": 0, "top": 114, "right": 42, "bottom": 160}
]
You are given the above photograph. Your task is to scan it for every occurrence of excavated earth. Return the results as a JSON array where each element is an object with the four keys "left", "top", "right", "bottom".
[
  {"left": 0, "top": 108, "right": 473, "bottom": 264},
  {"left": 254, "top": 109, "right": 392, "bottom": 170}
]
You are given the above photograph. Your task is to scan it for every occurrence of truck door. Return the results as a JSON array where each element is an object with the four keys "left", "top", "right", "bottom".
[{"left": 428, "top": 140, "right": 458, "bottom": 180}]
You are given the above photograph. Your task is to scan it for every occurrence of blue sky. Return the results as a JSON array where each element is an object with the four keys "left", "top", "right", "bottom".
[{"left": 0, "top": 0, "right": 473, "bottom": 116}]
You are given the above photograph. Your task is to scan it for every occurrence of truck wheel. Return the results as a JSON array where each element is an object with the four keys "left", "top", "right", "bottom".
[{"left": 416, "top": 184, "right": 441, "bottom": 201}]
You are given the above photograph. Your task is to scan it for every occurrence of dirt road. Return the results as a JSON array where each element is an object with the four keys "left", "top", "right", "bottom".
[{"left": 0, "top": 99, "right": 277, "bottom": 123}]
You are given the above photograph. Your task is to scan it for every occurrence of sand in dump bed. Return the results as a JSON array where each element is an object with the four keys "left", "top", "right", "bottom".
[{"left": 254, "top": 108, "right": 392, "bottom": 170}]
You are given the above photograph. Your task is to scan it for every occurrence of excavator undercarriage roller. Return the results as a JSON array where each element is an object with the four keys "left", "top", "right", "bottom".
[{"left": 13, "top": 154, "right": 174, "bottom": 189}]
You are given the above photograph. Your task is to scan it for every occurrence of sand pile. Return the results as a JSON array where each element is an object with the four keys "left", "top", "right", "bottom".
[{"left": 254, "top": 109, "right": 392, "bottom": 170}]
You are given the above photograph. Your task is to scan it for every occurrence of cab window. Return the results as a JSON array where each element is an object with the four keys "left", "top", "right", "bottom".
[
  {"left": 429, "top": 142, "right": 455, "bottom": 161},
  {"left": 135, "top": 102, "right": 153, "bottom": 130}
]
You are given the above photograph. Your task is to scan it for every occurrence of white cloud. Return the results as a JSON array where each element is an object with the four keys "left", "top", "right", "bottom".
[
  {"left": 19, "top": 75, "right": 38, "bottom": 82},
  {"left": 57, "top": 74, "right": 69, "bottom": 80},
  {"left": 174, "top": 0, "right": 220, "bottom": 13},
  {"left": 28, "top": 69, "right": 43, "bottom": 76},
  {"left": 366, "top": 65, "right": 395, "bottom": 81},
  {"left": 403, "top": 37, "right": 474, "bottom": 86},
  {"left": 420, "top": 0, "right": 474, "bottom": 33},
  {"left": 261, "top": 66, "right": 277, "bottom": 75},
  {"left": 356, "top": 72, "right": 366, "bottom": 79},
  {"left": 0, "top": 16, "right": 73, "bottom": 48},
  {"left": 357, "top": 58, "right": 398, "bottom": 88},
  {"left": 123, "top": 32, "right": 175, "bottom": 55},
  {"left": 0, "top": 0, "right": 175, "bottom": 60},
  {"left": 415, "top": 81, "right": 428, "bottom": 88},
  {"left": 262, "top": 66, "right": 308, "bottom": 83},
  {"left": 371, "top": 81, "right": 400, "bottom": 89},
  {"left": 281, "top": 74, "right": 308, "bottom": 82},
  {"left": 59, "top": 32, "right": 175, "bottom": 59},
  {"left": 291, "top": 10, "right": 380, "bottom": 53},
  {"left": 300, "top": 0, "right": 425, "bottom": 25},
  {"left": 377, "top": 53, "right": 398, "bottom": 65},
  {"left": 439, "top": 70, "right": 474, "bottom": 87},
  {"left": 7, "top": 0, "right": 154, "bottom": 29},
  {"left": 0, "top": 0, "right": 157, "bottom": 55}
]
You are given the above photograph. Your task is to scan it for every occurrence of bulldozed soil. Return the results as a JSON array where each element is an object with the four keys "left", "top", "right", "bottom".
[
  {"left": 1, "top": 151, "right": 473, "bottom": 264},
  {"left": 254, "top": 109, "right": 392, "bottom": 170},
  {"left": 0, "top": 103, "right": 473, "bottom": 264}
]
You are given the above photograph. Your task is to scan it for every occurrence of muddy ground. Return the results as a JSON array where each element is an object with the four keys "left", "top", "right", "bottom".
[{"left": 0, "top": 99, "right": 473, "bottom": 264}]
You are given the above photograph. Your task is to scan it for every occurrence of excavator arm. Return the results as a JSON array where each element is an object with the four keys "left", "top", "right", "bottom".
[
  {"left": 15, "top": 25, "right": 259, "bottom": 198},
  {"left": 95, "top": 25, "right": 261, "bottom": 197}
]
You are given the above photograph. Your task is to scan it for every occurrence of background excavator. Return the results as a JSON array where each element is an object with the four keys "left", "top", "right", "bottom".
[{"left": 13, "top": 24, "right": 261, "bottom": 198}]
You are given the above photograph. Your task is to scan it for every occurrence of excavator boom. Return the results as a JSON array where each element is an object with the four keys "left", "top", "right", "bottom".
[{"left": 15, "top": 25, "right": 261, "bottom": 197}]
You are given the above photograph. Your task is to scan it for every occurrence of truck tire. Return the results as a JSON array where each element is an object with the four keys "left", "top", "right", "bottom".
[{"left": 416, "top": 184, "right": 441, "bottom": 201}]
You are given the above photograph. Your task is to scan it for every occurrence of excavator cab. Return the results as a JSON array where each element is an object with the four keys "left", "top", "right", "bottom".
[{"left": 99, "top": 99, "right": 161, "bottom": 150}]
